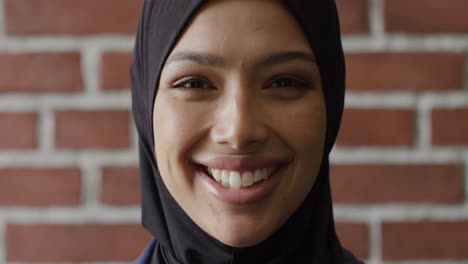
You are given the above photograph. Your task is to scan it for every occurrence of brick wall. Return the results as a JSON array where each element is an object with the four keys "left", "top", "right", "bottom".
[{"left": 0, "top": 0, "right": 466, "bottom": 263}]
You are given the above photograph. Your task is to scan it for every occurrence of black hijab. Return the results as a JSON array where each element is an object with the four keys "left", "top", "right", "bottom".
[{"left": 130, "top": 0, "right": 359, "bottom": 263}]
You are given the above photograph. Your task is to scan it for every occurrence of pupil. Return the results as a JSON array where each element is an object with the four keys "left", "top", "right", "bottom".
[
  {"left": 279, "top": 79, "right": 292, "bottom": 87},
  {"left": 188, "top": 80, "right": 203, "bottom": 88}
]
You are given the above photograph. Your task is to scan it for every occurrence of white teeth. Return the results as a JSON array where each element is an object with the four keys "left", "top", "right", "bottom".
[
  {"left": 253, "top": 170, "right": 263, "bottom": 182},
  {"left": 261, "top": 168, "right": 269, "bottom": 180},
  {"left": 212, "top": 169, "right": 221, "bottom": 182},
  {"left": 205, "top": 165, "right": 279, "bottom": 189},
  {"left": 241, "top": 171, "right": 254, "bottom": 187},
  {"left": 229, "top": 171, "right": 241, "bottom": 189},
  {"left": 221, "top": 170, "right": 230, "bottom": 187}
]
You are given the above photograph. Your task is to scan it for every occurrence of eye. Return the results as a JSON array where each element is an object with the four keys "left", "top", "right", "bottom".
[
  {"left": 264, "top": 75, "right": 312, "bottom": 100},
  {"left": 170, "top": 77, "right": 215, "bottom": 89},
  {"left": 267, "top": 76, "right": 309, "bottom": 89}
]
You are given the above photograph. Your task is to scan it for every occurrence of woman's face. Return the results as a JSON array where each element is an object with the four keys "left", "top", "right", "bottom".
[{"left": 153, "top": 0, "right": 326, "bottom": 247}]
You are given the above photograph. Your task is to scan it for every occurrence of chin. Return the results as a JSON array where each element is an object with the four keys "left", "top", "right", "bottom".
[{"left": 206, "top": 215, "right": 276, "bottom": 248}]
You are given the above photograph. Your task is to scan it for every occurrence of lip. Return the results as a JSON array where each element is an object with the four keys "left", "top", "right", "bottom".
[
  {"left": 195, "top": 161, "right": 288, "bottom": 205},
  {"left": 194, "top": 155, "right": 289, "bottom": 172}
]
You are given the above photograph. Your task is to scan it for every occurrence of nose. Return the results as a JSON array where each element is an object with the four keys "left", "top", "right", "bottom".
[{"left": 211, "top": 89, "right": 268, "bottom": 151}]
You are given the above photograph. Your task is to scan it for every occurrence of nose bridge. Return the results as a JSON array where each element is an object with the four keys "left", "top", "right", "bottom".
[
  {"left": 212, "top": 82, "right": 267, "bottom": 149},
  {"left": 231, "top": 88, "right": 255, "bottom": 131}
]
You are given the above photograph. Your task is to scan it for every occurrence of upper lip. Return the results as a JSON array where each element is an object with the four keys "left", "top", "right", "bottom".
[{"left": 193, "top": 155, "right": 290, "bottom": 172}]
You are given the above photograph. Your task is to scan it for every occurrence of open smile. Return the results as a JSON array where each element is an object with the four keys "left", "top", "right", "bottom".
[
  {"left": 192, "top": 155, "right": 290, "bottom": 205},
  {"left": 201, "top": 165, "right": 280, "bottom": 189}
]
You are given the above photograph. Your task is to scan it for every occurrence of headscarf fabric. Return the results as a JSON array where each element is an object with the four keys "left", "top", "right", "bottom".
[{"left": 130, "top": 0, "right": 356, "bottom": 263}]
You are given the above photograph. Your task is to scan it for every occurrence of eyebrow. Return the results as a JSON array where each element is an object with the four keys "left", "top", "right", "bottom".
[
  {"left": 165, "top": 51, "right": 226, "bottom": 67},
  {"left": 164, "top": 50, "right": 316, "bottom": 69}
]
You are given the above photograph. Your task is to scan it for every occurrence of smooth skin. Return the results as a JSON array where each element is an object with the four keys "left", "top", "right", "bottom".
[{"left": 153, "top": 0, "right": 326, "bottom": 247}]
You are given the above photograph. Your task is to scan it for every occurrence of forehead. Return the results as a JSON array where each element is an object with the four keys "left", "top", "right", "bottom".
[{"left": 170, "top": 0, "right": 312, "bottom": 59}]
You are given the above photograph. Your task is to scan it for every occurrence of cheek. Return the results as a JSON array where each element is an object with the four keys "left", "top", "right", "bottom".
[
  {"left": 297, "top": 110, "right": 326, "bottom": 152},
  {"left": 280, "top": 100, "right": 326, "bottom": 204},
  {"left": 153, "top": 96, "right": 202, "bottom": 200},
  {"left": 274, "top": 100, "right": 326, "bottom": 152},
  {"left": 154, "top": 98, "right": 194, "bottom": 145},
  {"left": 153, "top": 94, "right": 212, "bottom": 172},
  {"left": 276, "top": 98, "right": 326, "bottom": 187}
]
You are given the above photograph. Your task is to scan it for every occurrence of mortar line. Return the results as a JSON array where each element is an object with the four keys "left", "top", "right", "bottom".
[
  {"left": 464, "top": 158, "right": 468, "bottom": 206},
  {"left": 344, "top": 92, "right": 417, "bottom": 108},
  {"left": 368, "top": 0, "right": 384, "bottom": 39},
  {"left": 3, "top": 91, "right": 462, "bottom": 110},
  {"left": 0, "top": 219, "right": 6, "bottom": 264},
  {"left": 2, "top": 34, "right": 468, "bottom": 51},
  {"left": 0, "top": 36, "right": 134, "bottom": 51},
  {"left": 343, "top": 92, "right": 467, "bottom": 110},
  {"left": 368, "top": 214, "right": 382, "bottom": 264},
  {"left": 38, "top": 105, "right": 54, "bottom": 152},
  {"left": 418, "top": 92, "right": 468, "bottom": 107},
  {"left": 0, "top": 0, "right": 6, "bottom": 40},
  {"left": 0, "top": 93, "right": 132, "bottom": 111},
  {"left": 79, "top": 158, "right": 101, "bottom": 210},
  {"left": 2, "top": 34, "right": 468, "bottom": 52},
  {"left": 3, "top": 148, "right": 465, "bottom": 166},
  {"left": 0, "top": 151, "right": 138, "bottom": 167},
  {"left": 463, "top": 53, "right": 468, "bottom": 91},
  {"left": 330, "top": 148, "right": 467, "bottom": 164},
  {"left": 334, "top": 206, "right": 468, "bottom": 221},
  {"left": 342, "top": 35, "right": 468, "bottom": 52},
  {"left": 415, "top": 95, "right": 431, "bottom": 150},
  {"left": 94, "top": 161, "right": 104, "bottom": 208},
  {"left": 5, "top": 205, "right": 468, "bottom": 223},
  {"left": 2, "top": 208, "right": 141, "bottom": 223},
  {"left": 81, "top": 45, "right": 100, "bottom": 95}
]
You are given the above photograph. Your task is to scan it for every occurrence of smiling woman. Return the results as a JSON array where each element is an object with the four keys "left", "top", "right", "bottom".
[
  {"left": 154, "top": 0, "right": 326, "bottom": 249},
  {"left": 131, "top": 0, "right": 361, "bottom": 263}
]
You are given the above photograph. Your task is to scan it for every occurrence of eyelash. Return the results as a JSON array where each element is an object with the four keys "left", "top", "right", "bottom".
[
  {"left": 265, "top": 75, "right": 309, "bottom": 89},
  {"left": 170, "top": 76, "right": 309, "bottom": 89},
  {"left": 170, "top": 76, "right": 214, "bottom": 89}
]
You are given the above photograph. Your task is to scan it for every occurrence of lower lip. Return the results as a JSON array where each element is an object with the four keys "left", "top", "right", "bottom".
[{"left": 196, "top": 165, "right": 285, "bottom": 206}]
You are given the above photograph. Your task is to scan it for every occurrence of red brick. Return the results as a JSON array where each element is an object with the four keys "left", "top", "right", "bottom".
[
  {"left": 337, "top": 108, "right": 413, "bottom": 146},
  {"left": 101, "top": 166, "right": 140, "bottom": 205},
  {"left": 382, "top": 221, "right": 468, "bottom": 260},
  {"left": 346, "top": 53, "right": 464, "bottom": 91},
  {"left": 6, "top": 223, "right": 152, "bottom": 261},
  {"left": 0, "top": 53, "right": 82, "bottom": 93},
  {"left": 100, "top": 52, "right": 132, "bottom": 91},
  {"left": 385, "top": 0, "right": 468, "bottom": 33},
  {"left": 0, "top": 167, "right": 81, "bottom": 206},
  {"left": 335, "top": 222, "right": 369, "bottom": 259},
  {"left": 331, "top": 164, "right": 463, "bottom": 204},
  {"left": 432, "top": 108, "right": 468, "bottom": 145},
  {"left": 55, "top": 110, "right": 130, "bottom": 149},
  {"left": 0, "top": 112, "right": 37, "bottom": 149},
  {"left": 336, "top": 0, "right": 368, "bottom": 34},
  {"left": 5, "top": 0, "right": 142, "bottom": 35}
]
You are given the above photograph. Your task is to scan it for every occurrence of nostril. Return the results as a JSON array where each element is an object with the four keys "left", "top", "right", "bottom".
[{"left": 209, "top": 110, "right": 269, "bottom": 150}]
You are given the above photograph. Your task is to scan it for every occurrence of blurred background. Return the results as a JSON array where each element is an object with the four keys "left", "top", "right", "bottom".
[{"left": 0, "top": 0, "right": 467, "bottom": 263}]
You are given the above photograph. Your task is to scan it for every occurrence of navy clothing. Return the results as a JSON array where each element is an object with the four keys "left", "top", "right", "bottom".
[{"left": 133, "top": 240, "right": 156, "bottom": 264}]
